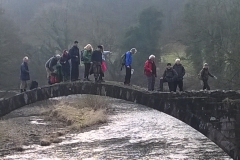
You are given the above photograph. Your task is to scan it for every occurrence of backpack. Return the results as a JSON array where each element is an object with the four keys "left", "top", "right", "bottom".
[
  {"left": 80, "top": 50, "right": 85, "bottom": 62},
  {"left": 120, "top": 53, "right": 126, "bottom": 70},
  {"left": 198, "top": 70, "right": 203, "bottom": 80},
  {"left": 29, "top": 81, "right": 38, "bottom": 90}
]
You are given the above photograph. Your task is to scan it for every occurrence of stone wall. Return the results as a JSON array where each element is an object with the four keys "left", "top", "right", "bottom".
[{"left": 0, "top": 81, "right": 239, "bottom": 159}]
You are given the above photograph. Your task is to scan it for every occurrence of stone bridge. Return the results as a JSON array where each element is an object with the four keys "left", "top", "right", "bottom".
[{"left": 0, "top": 81, "right": 239, "bottom": 160}]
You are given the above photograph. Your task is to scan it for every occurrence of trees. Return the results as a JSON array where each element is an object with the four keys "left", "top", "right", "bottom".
[
  {"left": 122, "top": 7, "right": 163, "bottom": 85},
  {"left": 182, "top": 0, "right": 240, "bottom": 89},
  {"left": 0, "top": 7, "right": 25, "bottom": 89}
]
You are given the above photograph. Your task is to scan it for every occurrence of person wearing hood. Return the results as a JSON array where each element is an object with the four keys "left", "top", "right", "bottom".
[
  {"left": 45, "top": 54, "right": 61, "bottom": 84},
  {"left": 60, "top": 49, "right": 70, "bottom": 82},
  {"left": 69, "top": 41, "right": 80, "bottom": 81},
  {"left": 173, "top": 58, "right": 185, "bottom": 92},
  {"left": 199, "top": 63, "right": 217, "bottom": 90},
  {"left": 20, "top": 56, "right": 30, "bottom": 93},
  {"left": 158, "top": 63, "right": 178, "bottom": 92},
  {"left": 144, "top": 55, "right": 157, "bottom": 91}
]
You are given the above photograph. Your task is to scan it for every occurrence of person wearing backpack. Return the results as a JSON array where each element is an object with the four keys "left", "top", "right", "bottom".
[
  {"left": 144, "top": 55, "right": 157, "bottom": 91},
  {"left": 123, "top": 48, "right": 137, "bottom": 85},
  {"left": 173, "top": 58, "right": 185, "bottom": 92},
  {"left": 199, "top": 63, "right": 217, "bottom": 90},
  {"left": 20, "top": 56, "right": 30, "bottom": 93},
  {"left": 82, "top": 44, "right": 93, "bottom": 81},
  {"left": 45, "top": 54, "right": 61, "bottom": 84},
  {"left": 158, "top": 63, "right": 178, "bottom": 92}
]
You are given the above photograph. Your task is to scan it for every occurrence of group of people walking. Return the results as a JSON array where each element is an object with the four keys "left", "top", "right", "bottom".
[
  {"left": 143, "top": 55, "right": 217, "bottom": 92},
  {"left": 19, "top": 41, "right": 217, "bottom": 93}
]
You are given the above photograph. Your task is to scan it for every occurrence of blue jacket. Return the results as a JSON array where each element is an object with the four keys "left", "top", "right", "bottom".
[
  {"left": 125, "top": 51, "right": 132, "bottom": 66},
  {"left": 20, "top": 62, "right": 30, "bottom": 81}
]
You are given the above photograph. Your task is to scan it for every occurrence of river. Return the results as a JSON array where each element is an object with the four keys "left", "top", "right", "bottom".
[{"left": 3, "top": 96, "right": 232, "bottom": 160}]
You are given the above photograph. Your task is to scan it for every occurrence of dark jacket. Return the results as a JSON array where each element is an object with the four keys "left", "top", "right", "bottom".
[
  {"left": 163, "top": 68, "right": 178, "bottom": 82},
  {"left": 60, "top": 53, "right": 70, "bottom": 66},
  {"left": 173, "top": 64, "right": 185, "bottom": 80},
  {"left": 60, "top": 53, "right": 70, "bottom": 74},
  {"left": 69, "top": 46, "right": 80, "bottom": 64},
  {"left": 91, "top": 50, "right": 102, "bottom": 63},
  {"left": 144, "top": 59, "right": 157, "bottom": 77},
  {"left": 20, "top": 62, "right": 30, "bottom": 81},
  {"left": 45, "top": 56, "right": 58, "bottom": 72},
  {"left": 200, "top": 68, "right": 214, "bottom": 81}
]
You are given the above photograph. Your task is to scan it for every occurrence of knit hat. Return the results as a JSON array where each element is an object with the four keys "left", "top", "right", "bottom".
[
  {"left": 204, "top": 63, "right": 208, "bottom": 66},
  {"left": 167, "top": 63, "right": 171, "bottom": 66}
]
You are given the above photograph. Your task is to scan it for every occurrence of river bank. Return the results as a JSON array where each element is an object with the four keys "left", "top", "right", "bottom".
[{"left": 0, "top": 95, "right": 110, "bottom": 157}]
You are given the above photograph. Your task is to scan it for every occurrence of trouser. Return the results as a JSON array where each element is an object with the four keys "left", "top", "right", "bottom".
[
  {"left": 20, "top": 80, "right": 27, "bottom": 90},
  {"left": 174, "top": 80, "right": 183, "bottom": 92},
  {"left": 92, "top": 62, "right": 102, "bottom": 81},
  {"left": 70, "top": 61, "right": 79, "bottom": 81},
  {"left": 84, "top": 63, "right": 91, "bottom": 79},
  {"left": 99, "top": 72, "right": 104, "bottom": 80},
  {"left": 147, "top": 75, "right": 155, "bottom": 91},
  {"left": 159, "top": 78, "right": 175, "bottom": 92},
  {"left": 124, "top": 66, "right": 131, "bottom": 84},
  {"left": 203, "top": 80, "right": 210, "bottom": 90},
  {"left": 62, "top": 64, "right": 70, "bottom": 82}
]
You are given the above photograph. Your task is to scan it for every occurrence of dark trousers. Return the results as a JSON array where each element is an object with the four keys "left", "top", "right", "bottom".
[
  {"left": 147, "top": 75, "right": 155, "bottom": 91},
  {"left": 203, "top": 80, "right": 210, "bottom": 90},
  {"left": 92, "top": 62, "right": 102, "bottom": 81},
  {"left": 174, "top": 80, "right": 183, "bottom": 92},
  {"left": 62, "top": 63, "right": 70, "bottom": 82},
  {"left": 159, "top": 78, "right": 175, "bottom": 92},
  {"left": 84, "top": 63, "right": 91, "bottom": 79},
  {"left": 70, "top": 61, "right": 79, "bottom": 81},
  {"left": 99, "top": 72, "right": 104, "bottom": 80},
  {"left": 124, "top": 66, "right": 131, "bottom": 84}
]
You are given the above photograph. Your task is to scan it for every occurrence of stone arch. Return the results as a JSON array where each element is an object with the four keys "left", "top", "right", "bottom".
[{"left": 0, "top": 81, "right": 239, "bottom": 159}]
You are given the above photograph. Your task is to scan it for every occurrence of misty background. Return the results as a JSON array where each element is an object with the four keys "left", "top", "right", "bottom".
[{"left": 0, "top": 0, "right": 240, "bottom": 90}]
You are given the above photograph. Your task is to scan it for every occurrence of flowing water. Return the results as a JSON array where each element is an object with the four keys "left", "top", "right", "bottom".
[{"left": 3, "top": 96, "right": 232, "bottom": 160}]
